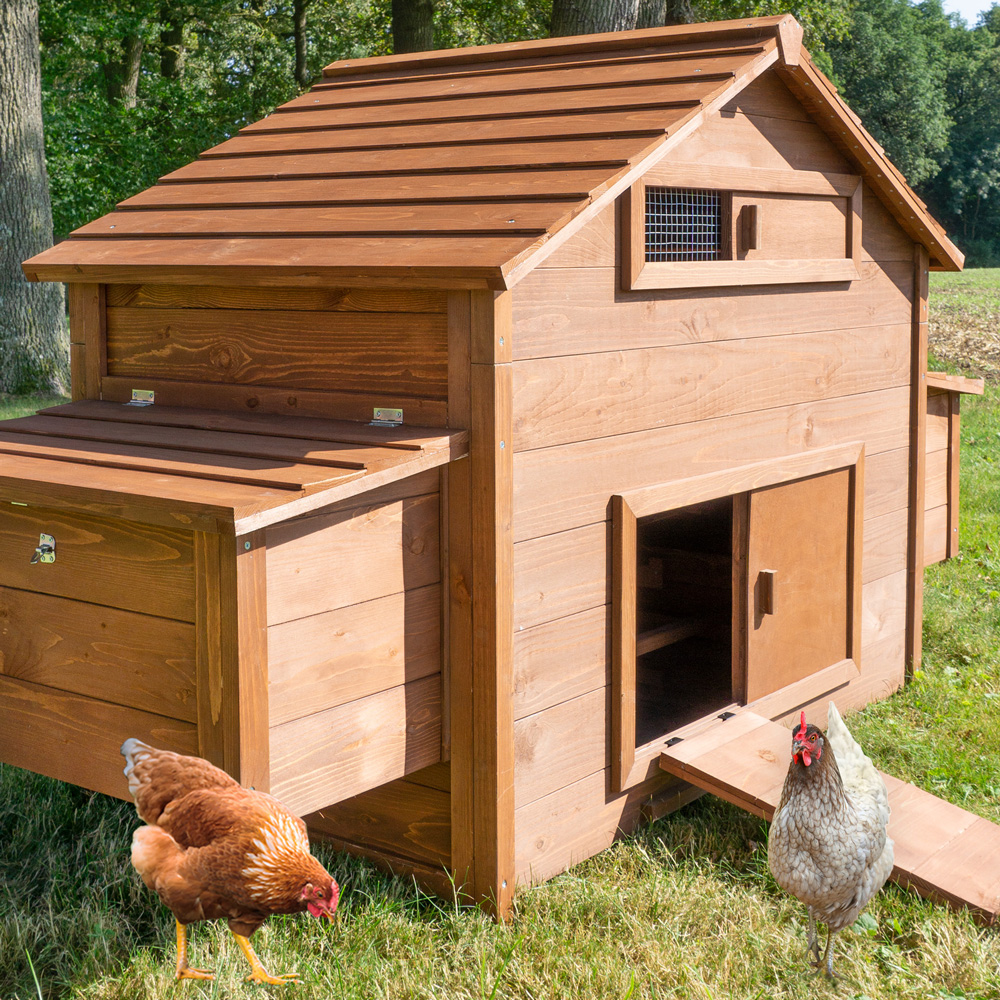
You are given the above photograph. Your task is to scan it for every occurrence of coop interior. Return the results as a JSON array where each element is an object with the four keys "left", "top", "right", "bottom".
[{"left": 634, "top": 496, "right": 736, "bottom": 745}]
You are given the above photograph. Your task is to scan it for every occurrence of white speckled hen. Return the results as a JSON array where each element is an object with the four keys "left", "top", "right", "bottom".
[
  {"left": 121, "top": 739, "right": 339, "bottom": 984},
  {"left": 767, "top": 703, "right": 894, "bottom": 978}
]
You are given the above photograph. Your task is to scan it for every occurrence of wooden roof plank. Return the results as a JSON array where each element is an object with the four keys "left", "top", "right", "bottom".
[
  {"left": 73, "top": 202, "right": 573, "bottom": 239},
  {"left": 279, "top": 51, "right": 757, "bottom": 110},
  {"left": 158, "top": 137, "right": 656, "bottom": 183},
  {"left": 0, "top": 429, "right": 364, "bottom": 492},
  {"left": 318, "top": 15, "right": 792, "bottom": 78},
  {"left": 118, "top": 169, "right": 619, "bottom": 210},
  {"left": 210, "top": 110, "right": 681, "bottom": 152},
  {"left": 36, "top": 400, "right": 445, "bottom": 450},
  {"left": 312, "top": 41, "right": 768, "bottom": 91},
  {"left": 2, "top": 415, "right": 379, "bottom": 469}
]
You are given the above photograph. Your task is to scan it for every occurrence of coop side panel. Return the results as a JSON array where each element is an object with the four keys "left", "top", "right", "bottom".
[
  {"left": 98, "top": 285, "right": 449, "bottom": 425},
  {"left": 0, "top": 505, "right": 199, "bottom": 799},
  {"left": 265, "top": 469, "right": 447, "bottom": 840},
  {"left": 508, "top": 72, "right": 920, "bottom": 886}
]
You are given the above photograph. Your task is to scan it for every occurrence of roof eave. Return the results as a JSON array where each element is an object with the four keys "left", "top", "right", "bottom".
[{"left": 776, "top": 53, "right": 964, "bottom": 271}]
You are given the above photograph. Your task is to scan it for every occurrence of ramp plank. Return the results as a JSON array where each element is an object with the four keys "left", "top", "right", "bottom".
[{"left": 659, "top": 709, "right": 1000, "bottom": 923}]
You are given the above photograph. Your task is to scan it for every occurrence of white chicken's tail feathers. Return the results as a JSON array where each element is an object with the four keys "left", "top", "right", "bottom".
[
  {"left": 826, "top": 702, "right": 890, "bottom": 821},
  {"left": 120, "top": 738, "right": 154, "bottom": 797}
]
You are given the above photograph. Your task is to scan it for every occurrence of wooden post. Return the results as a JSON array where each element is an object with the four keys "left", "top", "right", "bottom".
[
  {"left": 467, "top": 289, "right": 515, "bottom": 917},
  {"left": 66, "top": 283, "right": 105, "bottom": 401},
  {"left": 446, "top": 291, "right": 475, "bottom": 897},
  {"left": 906, "top": 246, "right": 929, "bottom": 675},
  {"left": 196, "top": 527, "right": 270, "bottom": 789}
]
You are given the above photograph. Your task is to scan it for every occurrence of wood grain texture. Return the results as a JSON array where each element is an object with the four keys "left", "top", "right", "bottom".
[
  {"left": 468, "top": 291, "right": 516, "bottom": 914},
  {"left": 67, "top": 283, "right": 105, "bottom": 401},
  {"left": 446, "top": 293, "right": 475, "bottom": 888},
  {"left": 611, "top": 495, "right": 637, "bottom": 792},
  {"left": 267, "top": 584, "right": 442, "bottom": 726},
  {"left": 268, "top": 673, "right": 442, "bottom": 816},
  {"left": 307, "top": 778, "right": 450, "bottom": 867},
  {"left": 924, "top": 505, "right": 948, "bottom": 567},
  {"left": 0, "top": 586, "right": 196, "bottom": 720},
  {"left": 513, "top": 606, "right": 608, "bottom": 721},
  {"left": 105, "top": 283, "right": 447, "bottom": 313},
  {"left": 0, "top": 673, "right": 197, "bottom": 800},
  {"left": 906, "top": 247, "right": 929, "bottom": 672},
  {"left": 105, "top": 307, "right": 447, "bottom": 398},
  {"left": 514, "top": 687, "right": 607, "bottom": 809},
  {"left": 514, "top": 767, "right": 696, "bottom": 886},
  {"left": 0, "top": 504, "right": 195, "bottom": 621},
  {"left": 265, "top": 491, "right": 440, "bottom": 625},
  {"left": 517, "top": 256, "right": 914, "bottom": 357},
  {"left": 513, "top": 522, "right": 607, "bottom": 630},
  {"left": 512, "top": 386, "right": 911, "bottom": 543},
  {"left": 98, "top": 375, "right": 449, "bottom": 428},
  {"left": 511, "top": 324, "right": 910, "bottom": 451},
  {"left": 194, "top": 531, "right": 225, "bottom": 767}
]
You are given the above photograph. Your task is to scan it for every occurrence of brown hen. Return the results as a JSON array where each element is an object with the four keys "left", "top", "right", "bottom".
[{"left": 121, "top": 739, "right": 339, "bottom": 984}]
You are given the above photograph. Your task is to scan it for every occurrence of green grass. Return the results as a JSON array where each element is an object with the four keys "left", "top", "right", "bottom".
[{"left": 1, "top": 285, "right": 1000, "bottom": 998}]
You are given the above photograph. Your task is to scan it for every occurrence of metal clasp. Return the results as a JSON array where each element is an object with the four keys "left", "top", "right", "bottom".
[{"left": 30, "top": 533, "right": 55, "bottom": 564}]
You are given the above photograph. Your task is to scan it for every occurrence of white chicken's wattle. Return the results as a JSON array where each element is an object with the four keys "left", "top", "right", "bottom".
[{"left": 767, "top": 702, "right": 894, "bottom": 978}]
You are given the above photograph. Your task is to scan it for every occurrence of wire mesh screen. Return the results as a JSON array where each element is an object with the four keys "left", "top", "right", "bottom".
[{"left": 645, "top": 187, "right": 722, "bottom": 262}]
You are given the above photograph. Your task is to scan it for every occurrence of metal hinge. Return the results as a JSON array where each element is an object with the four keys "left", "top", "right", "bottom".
[
  {"left": 30, "top": 533, "right": 56, "bottom": 565},
  {"left": 718, "top": 711, "right": 736, "bottom": 722},
  {"left": 665, "top": 736, "right": 684, "bottom": 747},
  {"left": 126, "top": 389, "right": 155, "bottom": 406},
  {"left": 370, "top": 406, "right": 403, "bottom": 427}
]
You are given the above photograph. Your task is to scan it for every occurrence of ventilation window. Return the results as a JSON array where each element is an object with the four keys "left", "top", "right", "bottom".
[{"left": 645, "top": 187, "right": 723, "bottom": 262}]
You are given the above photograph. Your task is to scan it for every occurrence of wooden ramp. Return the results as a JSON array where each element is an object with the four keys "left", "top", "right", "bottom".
[{"left": 659, "top": 710, "right": 1000, "bottom": 925}]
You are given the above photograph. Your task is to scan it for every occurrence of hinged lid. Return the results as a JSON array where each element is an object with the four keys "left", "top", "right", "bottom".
[{"left": 0, "top": 401, "right": 467, "bottom": 534}]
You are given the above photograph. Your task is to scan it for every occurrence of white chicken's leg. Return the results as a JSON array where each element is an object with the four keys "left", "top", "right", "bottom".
[
  {"left": 821, "top": 927, "right": 838, "bottom": 979},
  {"left": 174, "top": 919, "right": 214, "bottom": 981},
  {"left": 233, "top": 932, "right": 300, "bottom": 985},
  {"left": 805, "top": 914, "right": 820, "bottom": 966}
]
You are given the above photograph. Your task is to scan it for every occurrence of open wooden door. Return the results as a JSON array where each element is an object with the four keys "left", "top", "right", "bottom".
[{"left": 742, "top": 468, "right": 855, "bottom": 701}]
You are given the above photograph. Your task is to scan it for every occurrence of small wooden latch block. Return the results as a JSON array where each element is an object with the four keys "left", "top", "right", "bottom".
[
  {"left": 758, "top": 568, "right": 777, "bottom": 615},
  {"left": 739, "top": 204, "right": 762, "bottom": 253}
]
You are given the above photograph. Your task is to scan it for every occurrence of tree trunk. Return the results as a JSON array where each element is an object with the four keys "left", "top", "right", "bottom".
[
  {"left": 159, "top": 4, "right": 185, "bottom": 79},
  {"left": 0, "top": 0, "right": 68, "bottom": 394},
  {"left": 293, "top": 0, "right": 312, "bottom": 87},
  {"left": 663, "top": 0, "right": 694, "bottom": 25},
  {"left": 636, "top": 0, "right": 666, "bottom": 29},
  {"left": 550, "top": 0, "right": 640, "bottom": 36},
  {"left": 392, "top": 0, "right": 435, "bottom": 53},
  {"left": 103, "top": 33, "right": 144, "bottom": 107}
]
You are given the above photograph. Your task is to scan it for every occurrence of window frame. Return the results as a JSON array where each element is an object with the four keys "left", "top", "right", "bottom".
[
  {"left": 620, "top": 166, "right": 863, "bottom": 292},
  {"left": 611, "top": 442, "right": 865, "bottom": 793}
]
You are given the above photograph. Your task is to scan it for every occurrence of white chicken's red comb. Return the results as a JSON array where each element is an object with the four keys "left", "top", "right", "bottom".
[{"left": 795, "top": 711, "right": 808, "bottom": 740}]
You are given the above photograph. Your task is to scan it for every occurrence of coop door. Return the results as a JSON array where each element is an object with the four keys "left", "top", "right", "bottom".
[
  {"left": 612, "top": 449, "right": 863, "bottom": 792},
  {"left": 741, "top": 468, "right": 854, "bottom": 702}
]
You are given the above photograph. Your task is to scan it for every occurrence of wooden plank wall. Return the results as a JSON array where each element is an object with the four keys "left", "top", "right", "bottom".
[
  {"left": 265, "top": 469, "right": 448, "bottom": 851},
  {"left": 924, "top": 387, "right": 955, "bottom": 566},
  {"left": 507, "top": 72, "right": 919, "bottom": 887},
  {"left": 98, "top": 285, "right": 450, "bottom": 425},
  {"left": 0, "top": 503, "right": 198, "bottom": 798}
]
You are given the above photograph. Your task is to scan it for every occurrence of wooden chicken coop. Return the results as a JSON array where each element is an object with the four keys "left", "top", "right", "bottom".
[{"left": 8, "top": 15, "right": 982, "bottom": 916}]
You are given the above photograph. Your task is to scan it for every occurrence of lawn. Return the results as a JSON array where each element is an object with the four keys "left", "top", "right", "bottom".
[{"left": 1, "top": 273, "right": 999, "bottom": 999}]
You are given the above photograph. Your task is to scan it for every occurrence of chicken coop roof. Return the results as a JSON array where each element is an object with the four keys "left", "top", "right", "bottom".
[{"left": 23, "top": 15, "right": 962, "bottom": 289}]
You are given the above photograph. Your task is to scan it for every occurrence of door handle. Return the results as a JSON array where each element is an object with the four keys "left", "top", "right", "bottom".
[{"left": 757, "top": 569, "right": 776, "bottom": 615}]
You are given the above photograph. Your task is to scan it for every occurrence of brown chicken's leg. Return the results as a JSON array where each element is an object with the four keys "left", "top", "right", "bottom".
[
  {"left": 233, "top": 932, "right": 300, "bottom": 985},
  {"left": 174, "top": 919, "right": 215, "bottom": 981}
]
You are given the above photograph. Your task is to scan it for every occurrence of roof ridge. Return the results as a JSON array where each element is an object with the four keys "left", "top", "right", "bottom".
[{"left": 321, "top": 16, "right": 792, "bottom": 79}]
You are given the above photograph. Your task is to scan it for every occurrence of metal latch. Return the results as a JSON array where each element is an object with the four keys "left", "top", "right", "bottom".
[
  {"left": 370, "top": 406, "right": 403, "bottom": 427},
  {"left": 126, "top": 389, "right": 155, "bottom": 406},
  {"left": 30, "top": 533, "right": 56, "bottom": 564}
]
